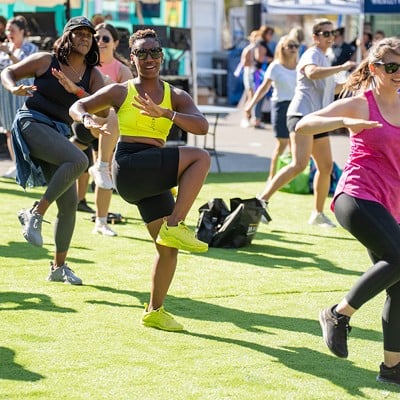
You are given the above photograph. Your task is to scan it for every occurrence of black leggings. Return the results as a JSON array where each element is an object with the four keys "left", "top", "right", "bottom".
[
  {"left": 20, "top": 118, "right": 88, "bottom": 253},
  {"left": 334, "top": 193, "right": 400, "bottom": 351}
]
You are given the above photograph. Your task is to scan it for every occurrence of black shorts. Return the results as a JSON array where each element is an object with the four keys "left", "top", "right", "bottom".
[
  {"left": 287, "top": 115, "right": 329, "bottom": 139},
  {"left": 71, "top": 122, "right": 96, "bottom": 146},
  {"left": 271, "top": 100, "right": 290, "bottom": 139},
  {"left": 112, "top": 142, "right": 179, "bottom": 223}
]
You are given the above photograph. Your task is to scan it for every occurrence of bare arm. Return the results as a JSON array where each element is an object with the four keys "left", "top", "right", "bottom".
[
  {"left": 0, "top": 52, "right": 51, "bottom": 96},
  {"left": 69, "top": 83, "right": 126, "bottom": 133},
  {"left": 296, "top": 96, "right": 382, "bottom": 135},
  {"left": 303, "top": 60, "right": 356, "bottom": 80},
  {"left": 245, "top": 78, "right": 273, "bottom": 112}
]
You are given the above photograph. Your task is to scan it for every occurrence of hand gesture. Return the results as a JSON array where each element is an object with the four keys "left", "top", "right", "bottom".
[
  {"left": 343, "top": 117, "right": 382, "bottom": 132},
  {"left": 132, "top": 93, "right": 163, "bottom": 118},
  {"left": 51, "top": 67, "right": 80, "bottom": 95},
  {"left": 10, "top": 84, "right": 37, "bottom": 97}
]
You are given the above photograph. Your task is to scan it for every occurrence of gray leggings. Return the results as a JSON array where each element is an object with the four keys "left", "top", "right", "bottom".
[
  {"left": 334, "top": 193, "right": 400, "bottom": 352},
  {"left": 20, "top": 118, "right": 88, "bottom": 252}
]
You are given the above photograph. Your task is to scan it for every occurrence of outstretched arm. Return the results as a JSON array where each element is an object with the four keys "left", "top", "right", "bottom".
[{"left": 296, "top": 96, "right": 382, "bottom": 136}]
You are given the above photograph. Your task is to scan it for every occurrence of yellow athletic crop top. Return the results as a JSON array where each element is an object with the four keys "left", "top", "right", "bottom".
[{"left": 117, "top": 80, "right": 173, "bottom": 140}]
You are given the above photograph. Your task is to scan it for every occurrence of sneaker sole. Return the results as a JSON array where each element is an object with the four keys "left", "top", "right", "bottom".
[
  {"left": 318, "top": 310, "right": 348, "bottom": 358},
  {"left": 376, "top": 375, "right": 400, "bottom": 385},
  {"left": 156, "top": 236, "right": 208, "bottom": 253},
  {"left": 141, "top": 319, "right": 183, "bottom": 332}
]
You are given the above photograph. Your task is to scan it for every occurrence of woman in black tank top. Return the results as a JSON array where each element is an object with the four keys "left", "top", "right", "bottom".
[{"left": 0, "top": 16, "right": 105, "bottom": 285}]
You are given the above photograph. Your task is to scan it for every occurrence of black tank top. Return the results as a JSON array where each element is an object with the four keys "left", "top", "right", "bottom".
[{"left": 25, "top": 54, "right": 92, "bottom": 124}]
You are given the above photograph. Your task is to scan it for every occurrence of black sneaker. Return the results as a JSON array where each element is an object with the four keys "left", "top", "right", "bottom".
[
  {"left": 319, "top": 305, "right": 352, "bottom": 358},
  {"left": 77, "top": 199, "right": 95, "bottom": 213},
  {"left": 377, "top": 362, "right": 400, "bottom": 385}
]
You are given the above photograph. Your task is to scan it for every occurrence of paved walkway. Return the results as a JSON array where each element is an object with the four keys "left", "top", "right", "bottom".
[{"left": 0, "top": 106, "right": 350, "bottom": 177}]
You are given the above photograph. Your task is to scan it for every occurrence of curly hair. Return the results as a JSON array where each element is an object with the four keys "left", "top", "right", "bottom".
[
  {"left": 53, "top": 30, "right": 100, "bottom": 67},
  {"left": 129, "top": 29, "right": 162, "bottom": 51}
]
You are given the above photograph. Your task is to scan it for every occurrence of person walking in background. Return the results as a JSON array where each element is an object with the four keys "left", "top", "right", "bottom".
[
  {"left": 328, "top": 27, "right": 355, "bottom": 67},
  {"left": 0, "top": 15, "right": 38, "bottom": 179},
  {"left": 70, "top": 28, "right": 210, "bottom": 330},
  {"left": 257, "top": 19, "right": 356, "bottom": 227},
  {"left": 296, "top": 36, "right": 400, "bottom": 385},
  {"left": 253, "top": 25, "right": 275, "bottom": 129},
  {"left": 373, "top": 30, "right": 385, "bottom": 44},
  {"left": 288, "top": 26, "right": 307, "bottom": 57},
  {"left": 0, "top": 16, "right": 6, "bottom": 42},
  {"left": 245, "top": 35, "right": 298, "bottom": 181},
  {"left": 73, "top": 22, "right": 133, "bottom": 236},
  {"left": 237, "top": 29, "right": 259, "bottom": 128},
  {"left": 1, "top": 16, "right": 108, "bottom": 284}
]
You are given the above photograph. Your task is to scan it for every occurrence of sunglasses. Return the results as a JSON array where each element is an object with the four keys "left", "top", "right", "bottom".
[
  {"left": 132, "top": 47, "right": 163, "bottom": 60},
  {"left": 374, "top": 61, "right": 400, "bottom": 74},
  {"left": 95, "top": 35, "right": 111, "bottom": 43},
  {"left": 287, "top": 44, "right": 299, "bottom": 50},
  {"left": 315, "top": 30, "right": 336, "bottom": 38}
]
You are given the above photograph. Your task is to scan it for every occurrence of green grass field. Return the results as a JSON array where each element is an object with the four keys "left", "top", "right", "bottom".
[{"left": 0, "top": 173, "right": 399, "bottom": 399}]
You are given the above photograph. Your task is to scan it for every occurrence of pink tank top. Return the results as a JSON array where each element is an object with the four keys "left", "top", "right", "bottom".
[
  {"left": 332, "top": 90, "right": 400, "bottom": 222},
  {"left": 98, "top": 59, "right": 122, "bottom": 83}
]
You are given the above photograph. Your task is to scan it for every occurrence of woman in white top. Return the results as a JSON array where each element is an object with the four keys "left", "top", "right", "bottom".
[
  {"left": 245, "top": 35, "right": 298, "bottom": 180},
  {"left": 257, "top": 19, "right": 356, "bottom": 227}
]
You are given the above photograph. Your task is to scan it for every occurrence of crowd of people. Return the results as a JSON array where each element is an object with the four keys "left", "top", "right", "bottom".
[{"left": 1, "top": 12, "right": 399, "bottom": 387}]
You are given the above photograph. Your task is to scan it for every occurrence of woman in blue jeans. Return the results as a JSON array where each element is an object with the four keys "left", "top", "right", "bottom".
[{"left": 296, "top": 36, "right": 400, "bottom": 385}]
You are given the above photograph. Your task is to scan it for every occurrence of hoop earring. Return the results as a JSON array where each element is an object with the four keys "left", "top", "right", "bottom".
[{"left": 86, "top": 51, "right": 99, "bottom": 66}]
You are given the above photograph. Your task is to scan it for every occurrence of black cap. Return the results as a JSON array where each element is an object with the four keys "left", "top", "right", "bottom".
[{"left": 63, "top": 16, "right": 95, "bottom": 35}]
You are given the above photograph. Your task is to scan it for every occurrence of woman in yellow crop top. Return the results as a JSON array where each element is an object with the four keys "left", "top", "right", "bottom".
[{"left": 69, "top": 28, "right": 210, "bottom": 331}]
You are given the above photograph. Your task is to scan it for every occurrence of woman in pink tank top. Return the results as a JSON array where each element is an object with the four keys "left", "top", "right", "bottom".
[{"left": 296, "top": 37, "right": 400, "bottom": 385}]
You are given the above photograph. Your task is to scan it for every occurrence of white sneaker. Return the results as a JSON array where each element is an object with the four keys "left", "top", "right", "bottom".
[
  {"left": 89, "top": 165, "right": 113, "bottom": 190},
  {"left": 92, "top": 221, "right": 117, "bottom": 236},
  {"left": 2, "top": 165, "right": 17, "bottom": 179},
  {"left": 308, "top": 212, "right": 336, "bottom": 228},
  {"left": 240, "top": 118, "right": 251, "bottom": 128}
]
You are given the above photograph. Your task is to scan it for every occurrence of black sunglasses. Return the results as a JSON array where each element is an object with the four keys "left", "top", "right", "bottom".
[
  {"left": 95, "top": 35, "right": 111, "bottom": 43},
  {"left": 287, "top": 44, "right": 300, "bottom": 49},
  {"left": 315, "top": 30, "right": 336, "bottom": 38},
  {"left": 132, "top": 47, "right": 163, "bottom": 60},
  {"left": 374, "top": 61, "right": 400, "bottom": 74}
]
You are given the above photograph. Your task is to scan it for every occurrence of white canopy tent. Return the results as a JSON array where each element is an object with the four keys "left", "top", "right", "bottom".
[
  {"left": 264, "top": 0, "right": 400, "bottom": 62},
  {"left": 0, "top": 0, "right": 81, "bottom": 6},
  {"left": 265, "top": 0, "right": 360, "bottom": 15}
]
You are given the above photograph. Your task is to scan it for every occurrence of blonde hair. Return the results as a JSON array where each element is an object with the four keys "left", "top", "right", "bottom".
[
  {"left": 342, "top": 36, "right": 400, "bottom": 95},
  {"left": 274, "top": 35, "right": 299, "bottom": 64}
]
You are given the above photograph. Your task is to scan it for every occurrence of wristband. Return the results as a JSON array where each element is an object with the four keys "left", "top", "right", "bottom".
[
  {"left": 76, "top": 87, "right": 85, "bottom": 98},
  {"left": 80, "top": 112, "right": 91, "bottom": 124},
  {"left": 171, "top": 111, "right": 177, "bottom": 121}
]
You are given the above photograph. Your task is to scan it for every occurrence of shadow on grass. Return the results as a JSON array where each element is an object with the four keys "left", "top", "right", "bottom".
[
  {"left": 183, "top": 332, "right": 400, "bottom": 397},
  {"left": 0, "top": 291, "right": 76, "bottom": 313},
  {"left": 0, "top": 241, "right": 92, "bottom": 266},
  {"left": 87, "top": 285, "right": 395, "bottom": 395},
  {"left": 0, "top": 241, "right": 50, "bottom": 260},
  {"left": 0, "top": 347, "right": 44, "bottom": 381},
  {"left": 86, "top": 286, "right": 380, "bottom": 343},
  {"left": 204, "top": 172, "right": 266, "bottom": 185},
  {"left": 0, "top": 180, "right": 41, "bottom": 201},
  {"left": 201, "top": 235, "right": 361, "bottom": 277}
]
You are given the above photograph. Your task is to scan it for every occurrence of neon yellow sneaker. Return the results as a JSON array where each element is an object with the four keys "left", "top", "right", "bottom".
[
  {"left": 141, "top": 303, "right": 184, "bottom": 331},
  {"left": 156, "top": 220, "right": 208, "bottom": 253}
]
